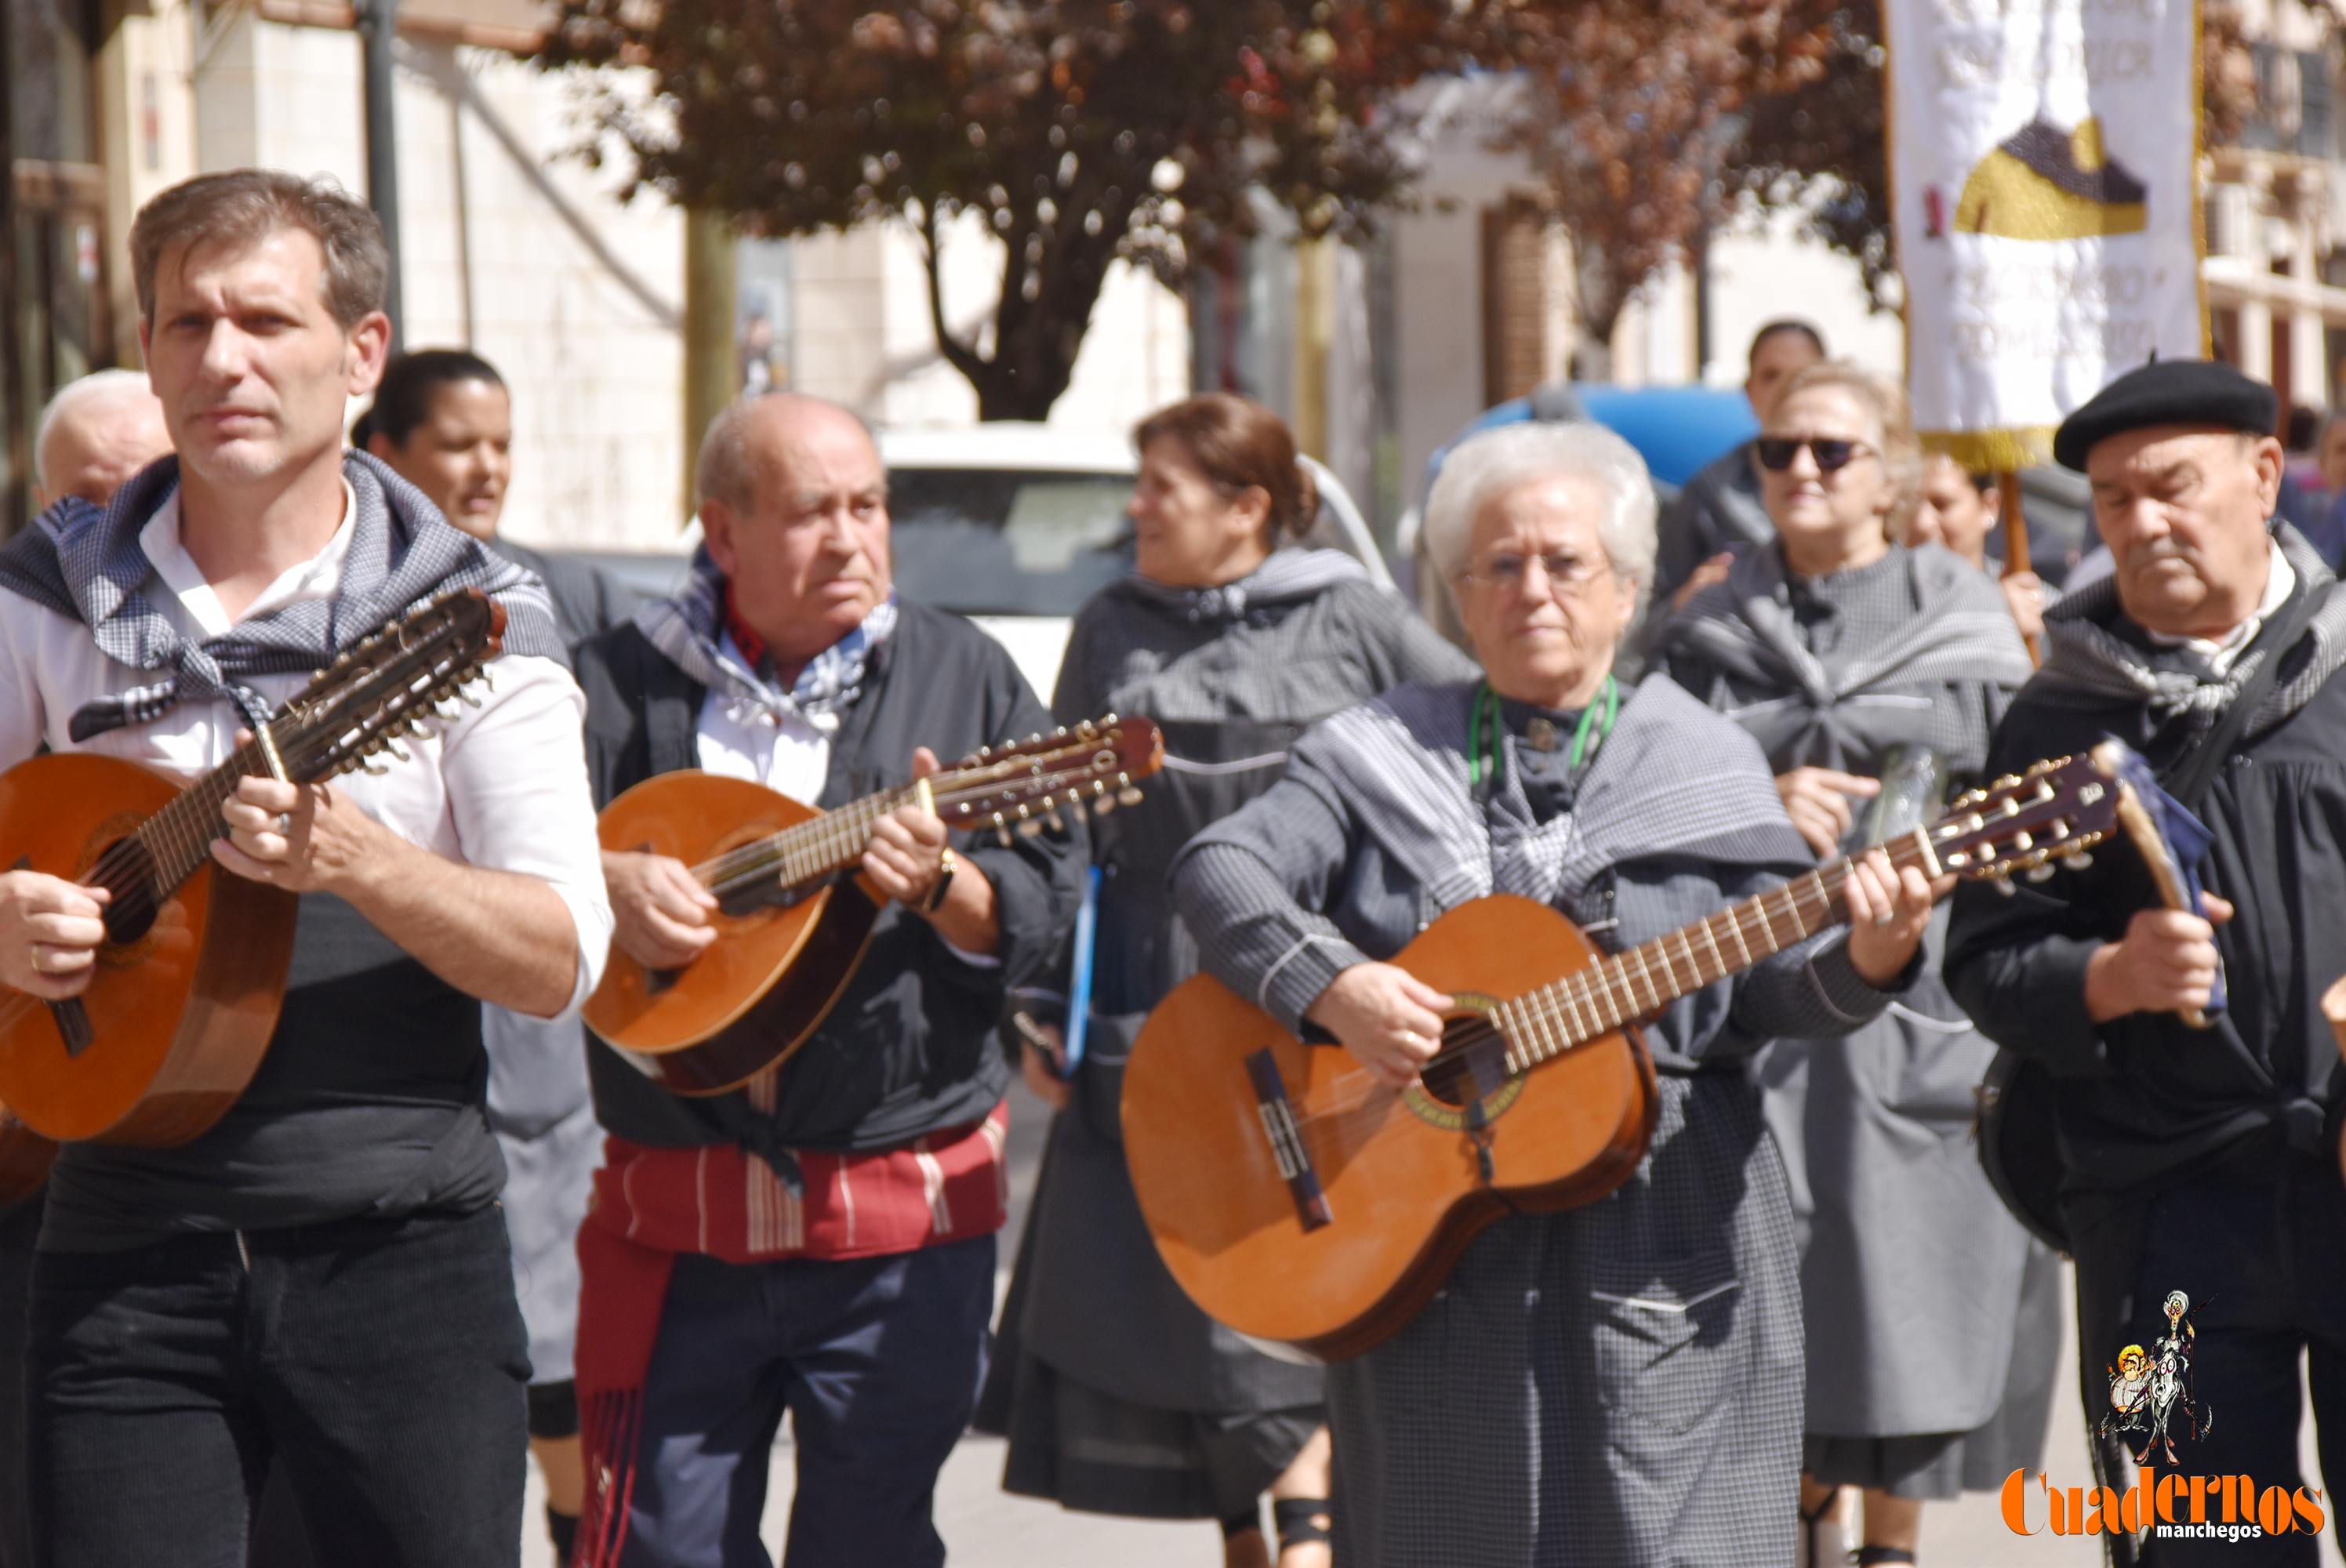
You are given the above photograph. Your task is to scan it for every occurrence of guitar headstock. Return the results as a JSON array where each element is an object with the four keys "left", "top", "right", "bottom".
[
  {"left": 932, "top": 714, "right": 1166, "bottom": 842},
  {"left": 1930, "top": 750, "right": 2121, "bottom": 891},
  {"left": 278, "top": 589, "right": 508, "bottom": 782}
]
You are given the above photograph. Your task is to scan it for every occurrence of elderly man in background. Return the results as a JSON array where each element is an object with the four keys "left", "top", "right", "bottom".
[
  {"left": 30, "top": 368, "right": 170, "bottom": 512},
  {"left": 0, "top": 371, "right": 175, "bottom": 1568},
  {"left": 1947, "top": 360, "right": 2346, "bottom": 1566}
]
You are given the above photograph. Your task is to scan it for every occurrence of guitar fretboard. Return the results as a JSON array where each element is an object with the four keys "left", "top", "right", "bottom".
[
  {"left": 712, "top": 785, "right": 924, "bottom": 897},
  {"left": 1489, "top": 823, "right": 1942, "bottom": 1073}
]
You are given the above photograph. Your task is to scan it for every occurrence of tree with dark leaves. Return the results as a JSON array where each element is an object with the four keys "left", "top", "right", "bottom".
[{"left": 537, "top": 0, "right": 1517, "bottom": 420}]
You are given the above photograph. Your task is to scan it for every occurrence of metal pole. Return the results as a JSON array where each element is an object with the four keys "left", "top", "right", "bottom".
[
  {"left": 1997, "top": 470, "right": 2040, "bottom": 666},
  {"left": 356, "top": 0, "right": 404, "bottom": 348}
]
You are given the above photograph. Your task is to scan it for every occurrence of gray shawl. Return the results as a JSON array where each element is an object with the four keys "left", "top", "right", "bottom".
[
  {"left": 1301, "top": 673, "right": 1805, "bottom": 916},
  {"left": 2031, "top": 523, "right": 2346, "bottom": 740},
  {"left": 0, "top": 449, "right": 563, "bottom": 740}
]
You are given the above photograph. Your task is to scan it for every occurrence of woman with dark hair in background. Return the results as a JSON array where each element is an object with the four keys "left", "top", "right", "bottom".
[
  {"left": 979, "top": 393, "right": 1471, "bottom": 1568},
  {"left": 358, "top": 348, "right": 630, "bottom": 1564},
  {"left": 357, "top": 348, "right": 631, "bottom": 644}
]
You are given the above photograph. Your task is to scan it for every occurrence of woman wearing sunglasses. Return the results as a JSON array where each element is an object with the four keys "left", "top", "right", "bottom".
[{"left": 1659, "top": 364, "right": 2054, "bottom": 1568}]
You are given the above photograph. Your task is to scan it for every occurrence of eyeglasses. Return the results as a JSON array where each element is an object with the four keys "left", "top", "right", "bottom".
[
  {"left": 1458, "top": 551, "right": 1611, "bottom": 593},
  {"left": 1753, "top": 436, "right": 1877, "bottom": 474}
]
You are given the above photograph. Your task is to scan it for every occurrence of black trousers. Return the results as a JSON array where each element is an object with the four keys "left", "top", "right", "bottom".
[
  {"left": 0, "top": 1196, "right": 40, "bottom": 1568},
  {"left": 2072, "top": 1166, "right": 2346, "bottom": 1566},
  {"left": 26, "top": 1205, "right": 529, "bottom": 1568}
]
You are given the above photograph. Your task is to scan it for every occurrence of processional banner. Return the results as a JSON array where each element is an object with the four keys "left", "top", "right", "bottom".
[{"left": 1884, "top": 0, "right": 2208, "bottom": 467}]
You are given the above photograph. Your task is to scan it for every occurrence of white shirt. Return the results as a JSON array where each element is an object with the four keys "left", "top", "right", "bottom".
[
  {"left": 2145, "top": 538, "right": 2297, "bottom": 681},
  {"left": 0, "top": 485, "right": 613, "bottom": 1018}
]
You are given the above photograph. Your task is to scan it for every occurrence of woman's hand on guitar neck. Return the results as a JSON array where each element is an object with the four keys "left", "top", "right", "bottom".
[
  {"left": 603, "top": 851, "right": 720, "bottom": 971},
  {"left": 0, "top": 872, "right": 110, "bottom": 1000},
  {"left": 1843, "top": 847, "right": 1945, "bottom": 988},
  {"left": 1306, "top": 963, "right": 1455, "bottom": 1091}
]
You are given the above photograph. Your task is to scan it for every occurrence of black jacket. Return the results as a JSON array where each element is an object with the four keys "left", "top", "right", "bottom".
[
  {"left": 573, "top": 601, "right": 1087, "bottom": 1152},
  {"left": 1945, "top": 608, "right": 2346, "bottom": 1221}
]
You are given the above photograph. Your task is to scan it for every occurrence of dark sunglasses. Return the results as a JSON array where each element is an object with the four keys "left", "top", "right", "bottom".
[{"left": 1754, "top": 435, "right": 1876, "bottom": 473}]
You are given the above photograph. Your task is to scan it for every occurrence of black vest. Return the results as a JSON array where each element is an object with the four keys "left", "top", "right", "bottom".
[{"left": 572, "top": 602, "right": 1083, "bottom": 1156}]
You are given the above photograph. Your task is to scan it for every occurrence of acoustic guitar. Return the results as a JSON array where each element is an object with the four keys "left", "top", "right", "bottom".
[
  {"left": 1122, "top": 751, "right": 2123, "bottom": 1360},
  {"left": 585, "top": 715, "right": 1164, "bottom": 1095},
  {"left": 0, "top": 590, "right": 507, "bottom": 1147}
]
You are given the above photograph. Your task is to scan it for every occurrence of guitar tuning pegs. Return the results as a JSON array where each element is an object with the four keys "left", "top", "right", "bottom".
[
  {"left": 1045, "top": 807, "right": 1066, "bottom": 832},
  {"left": 1090, "top": 794, "right": 1115, "bottom": 817},
  {"left": 1026, "top": 732, "right": 1042, "bottom": 745},
  {"left": 1993, "top": 876, "right": 2016, "bottom": 897},
  {"left": 1102, "top": 712, "right": 1117, "bottom": 724},
  {"left": 992, "top": 811, "right": 1011, "bottom": 848},
  {"left": 1053, "top": 726, "right": 1067, "bottom": 738},
  {"left": 1019, "top": 818, "right": 1044, "bottom": 837},
  {"left": 2023, "top": 862, "right": 2057, "bottom": 884},
  {"left": 2062, "top": 851, "right": 2094, "bottom": 871},
  {"left": 361, "top": 759, "right": 390, "bottom": 777},
  {"left": 1117, "top": 786, "right": 1144, "bottom": 807},
  {"left": 977, "top": 745, "right": 993, "bottom": 760}
]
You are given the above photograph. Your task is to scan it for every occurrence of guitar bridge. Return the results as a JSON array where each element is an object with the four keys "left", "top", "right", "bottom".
[{"left": 1245, "top": 1049, "right": 1331, "bottom": 1232}]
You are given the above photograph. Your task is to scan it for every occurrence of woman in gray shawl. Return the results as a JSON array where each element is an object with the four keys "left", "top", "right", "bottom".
[
  {"left": 978, "top": 393, "right": 1470, "bottom": 1568},
  {"left": 1168, "top": 421, "right": 1939, "bottom": 1568},
  {"left": 1659, "top": 363, "right": 2056, "bottom": 1567}
]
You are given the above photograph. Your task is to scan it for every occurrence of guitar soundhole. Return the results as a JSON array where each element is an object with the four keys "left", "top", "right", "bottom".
[
  {"left": 1415, "top": 1016, "right": 1514, "bottom": 1109},
  {"left": 89, "top": 837, "right": 162, "bottom": 946}
]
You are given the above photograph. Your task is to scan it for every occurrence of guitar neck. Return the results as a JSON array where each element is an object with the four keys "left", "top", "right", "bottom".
[
  {"left": 705, "top": 782, "right": 924, "bottom": 898},
  {"left": 1491, "top": 824, "right": 1942, "bottom": 1073},
  {"left": 131, "top": 728, "right": 313, "bottom": 898}
]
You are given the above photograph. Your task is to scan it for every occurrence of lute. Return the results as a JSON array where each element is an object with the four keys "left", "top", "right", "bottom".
[
  {"left": 584, "top": 715, "right": 1164, "bottom": 1094},
  {"left": 0, "top": 590, "right": 508, "bottom": 1146},
  {"left": 1122, "top": 751, "right": 2123, "bottom": 1359}
]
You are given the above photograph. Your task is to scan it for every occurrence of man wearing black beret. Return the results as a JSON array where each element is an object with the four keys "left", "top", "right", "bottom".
[{"left": 1948, "top": 359, "right": 2346, "bottom": 1563}]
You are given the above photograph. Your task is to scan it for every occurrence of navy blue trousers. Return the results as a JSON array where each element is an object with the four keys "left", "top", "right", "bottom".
[
  {"left": 26, "top": 1206, "right": 528, "bottom": 1568},
  {"left": 619, "top": 1233, "right": 995, "bottom": 1568},
  {"left": 2114, "top": 1169, "right": 2346, "bottom": 1566}
]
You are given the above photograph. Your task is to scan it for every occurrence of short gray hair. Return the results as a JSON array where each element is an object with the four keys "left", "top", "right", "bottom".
[
  {"left": 695, "top": 391, "right": 878, "bottom": 514},
  {"left": 34, "top": 368, "right": 157, "bottom": 493},
  {"left": 1425, "top": 422, "right": 1658, "bottom": 607}
]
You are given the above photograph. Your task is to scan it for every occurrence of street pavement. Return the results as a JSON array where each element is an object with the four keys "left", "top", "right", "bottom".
[{"left": 525, "top": 1075, "right": 2344, "bottom": 1567}]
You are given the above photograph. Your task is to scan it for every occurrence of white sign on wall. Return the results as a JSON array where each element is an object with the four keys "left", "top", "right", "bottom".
[{"left": 1885, "top": 0, "right": 2207, "bottom": 469}]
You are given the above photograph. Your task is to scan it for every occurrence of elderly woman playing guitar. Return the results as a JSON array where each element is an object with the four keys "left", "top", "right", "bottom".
[{"left": 1168, "top": 421, "right": 1938, "bottom": 1568}]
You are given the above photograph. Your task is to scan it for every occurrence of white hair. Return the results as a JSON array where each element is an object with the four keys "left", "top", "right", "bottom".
[
  {"left": 33, "top": 368, "right": 158, "bottom": 493},
  {"left": 1424, "top": 422, "right": 1659, "bottom": 608}
]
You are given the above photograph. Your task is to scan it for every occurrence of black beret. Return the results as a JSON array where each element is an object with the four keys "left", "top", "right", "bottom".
[{"left": 2052, "top": 359, "right": 2279, "bottom": 471}]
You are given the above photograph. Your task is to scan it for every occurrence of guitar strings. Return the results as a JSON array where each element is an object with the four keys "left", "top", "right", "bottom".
[{"left": 685, "top": 740, "right": 1120, "bottom": 898}]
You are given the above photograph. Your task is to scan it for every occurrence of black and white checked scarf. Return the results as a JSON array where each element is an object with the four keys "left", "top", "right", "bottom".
[
  {"left": 1303, "top": 674, "right": 1807, "bottom": 914},
  {"left": 2032, "top": 524, "right": 2346, "bottom": 742},
  {"left": 634, "top": 549, "right": 898, "bottom": 731},
  {"left": 1665, "top": 542, "right": 2034, "bottom": 720},
  {"left": 1113, "top": 546, "right": 1365, "bottom": 623},
  {"left": 0, "top": 450, "right": 564, "bottom": 742}
]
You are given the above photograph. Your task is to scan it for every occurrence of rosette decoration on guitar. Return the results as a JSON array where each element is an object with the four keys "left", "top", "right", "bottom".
[
  {"left": 1122, "top": 750, "right": 2126, "bottom": 1360},
  {"left": 584, "top": 715, "right": 1164, "bottom": 1095},
  {"left": 0, "top": 590, "right": 508, "bottom": 1147}
]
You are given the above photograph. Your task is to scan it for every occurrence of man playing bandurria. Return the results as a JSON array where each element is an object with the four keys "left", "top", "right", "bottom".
[
  {"left": 570, "top": 392, "right": 1085, "bottom": 1568},
  {"left": 0, "top": 169, "right": 611, "bottom": 1568}
]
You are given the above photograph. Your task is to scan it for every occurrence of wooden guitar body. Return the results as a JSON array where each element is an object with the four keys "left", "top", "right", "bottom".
[
  {"left": 1121, "top": 895, "right": 1655, "bottom": 1361},
  {"left": 584, "top": 771, "right": 881, "bottom": 1096},
  {"left": 0, "top": 752, "right": 296, "bottom": 1145}
]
